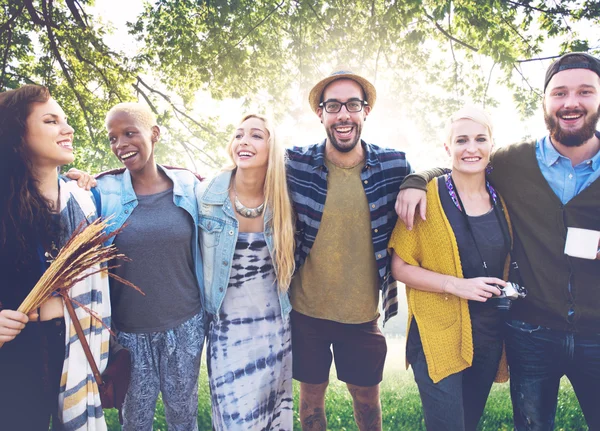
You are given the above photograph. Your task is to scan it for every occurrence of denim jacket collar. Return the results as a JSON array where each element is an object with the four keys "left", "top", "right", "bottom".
[
  {"left": 119, "top": 165, "right": 189, "bottom": 205},
  {"left": 201, "top": 170, "right": 232, "bottom": 205},
  {"left": 118, "top": 169, "right": 137, "bottom": 205},
  {"left": 161, "top": 164, "right": 189, "bottom": 197}
]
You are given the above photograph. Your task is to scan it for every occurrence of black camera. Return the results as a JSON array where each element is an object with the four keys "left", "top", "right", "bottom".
[{"left": 490, "top": 282, "right": 527, "bottom": 311}]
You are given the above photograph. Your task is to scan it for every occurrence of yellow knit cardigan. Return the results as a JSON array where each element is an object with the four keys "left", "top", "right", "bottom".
[{"left": 388, "top": 177, "right": 510, "bottom": 384}]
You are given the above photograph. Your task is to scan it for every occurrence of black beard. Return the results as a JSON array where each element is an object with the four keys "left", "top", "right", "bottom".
[
  {"left": 544, "top": 107, "right": 600, "bottom": 148},
  {"left": 326, "top": 122, "right": 362, "bottom": 153}
]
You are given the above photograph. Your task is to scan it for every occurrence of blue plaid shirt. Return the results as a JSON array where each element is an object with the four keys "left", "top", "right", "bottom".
[{"left": 286, "top": 140, "right": 412, "bottom": 324}]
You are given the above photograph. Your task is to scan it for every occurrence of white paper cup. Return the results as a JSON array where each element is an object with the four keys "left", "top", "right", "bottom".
[{"left": 564, "top": 227, "right": 600, "bottom": 260}]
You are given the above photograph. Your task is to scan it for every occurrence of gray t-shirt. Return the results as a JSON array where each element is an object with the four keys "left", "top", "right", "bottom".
[
  {"left": 437, "top": 176, "right": 508, "bottom": 344},
  {"left": 111, "top": 188, "right": 201, "bottom": 333}
]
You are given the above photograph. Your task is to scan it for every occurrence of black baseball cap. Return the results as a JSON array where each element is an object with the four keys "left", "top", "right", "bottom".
[{"left": 544, "top": 52, "right": 600, "bottom": 92}]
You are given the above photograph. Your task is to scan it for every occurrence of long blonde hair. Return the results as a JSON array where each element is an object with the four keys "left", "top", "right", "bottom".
[{"left": 225, "top": 114, "right": 296, "bottom": 292}]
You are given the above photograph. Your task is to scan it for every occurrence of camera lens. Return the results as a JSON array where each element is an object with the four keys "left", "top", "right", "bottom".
[{"left": 490, "top": 297, "right": 512, "bottom": 311}]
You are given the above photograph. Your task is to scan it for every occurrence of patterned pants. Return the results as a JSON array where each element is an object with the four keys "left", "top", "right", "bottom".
[{"left": 117, "top": 312, "right": 204, "bottom": 431}]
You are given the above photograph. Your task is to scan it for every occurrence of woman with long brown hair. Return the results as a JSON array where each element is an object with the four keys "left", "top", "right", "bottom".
[{"left": 0, "top": 85, "right": 110, "bottom": 430}]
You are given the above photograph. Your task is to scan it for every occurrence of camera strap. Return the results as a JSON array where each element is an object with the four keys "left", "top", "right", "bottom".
[{"left": 446, "top": 173, "right": 511, "bottom": 278}]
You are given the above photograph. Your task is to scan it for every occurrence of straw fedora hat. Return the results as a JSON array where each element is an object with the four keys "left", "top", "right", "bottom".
[{"left": 308, "top": 70, "right": 377, "bottom": 114}]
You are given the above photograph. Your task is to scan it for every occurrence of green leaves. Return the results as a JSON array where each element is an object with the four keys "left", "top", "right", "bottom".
[{"left": 2, "top": 0, "right": 599, "bottom": 172}]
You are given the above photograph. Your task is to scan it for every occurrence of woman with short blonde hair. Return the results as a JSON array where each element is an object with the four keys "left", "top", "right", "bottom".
[
  {"left": 389, "top": 105, "right": 513, "bottom": 431},
  {"left": 96, "top": 102, "right": 205, "bottom": 430}
]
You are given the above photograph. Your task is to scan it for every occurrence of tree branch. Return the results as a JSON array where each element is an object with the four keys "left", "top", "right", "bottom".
[
  {"left": 23, "top": 0, "right": 47, "bottom": 26},
  {"left": 130, "top": 84, "right": 220, "bottom": 170},
  {"left": 3, "top": 71, "right": 40, "bottom": 85},
  {"left": 171, "top": 109, "right": 222, "bottom": 169},
  {"left": 483, "top": 62, "right": 496, "bottom": 108},
  {"left": 132, "top": 83, "right": 159, "bottom": 115},
  {"left": 0, "top": 26, "right": 12, "bottom": 88},
  {"left": 553, "top": 0, "right": 573, "bottom": 35},
  {"left": 516, "top": 54, "right": 564, "bottom": 63},
  {"left": 504, "top": 0, "right": 557, "bottom": 14},
  {"left": 177, "top": 138, "right": 220, "bottom": 170},
  {"left": 447, "top": 2, "right": 460, "bottom": 98},
  {"left": 65, "top": 0, "right": 86, "bottom": 28},
  {"left": 178, "top": 139, "right": 199, "bottom": 172},
  {"left": 134, "top": 77, "right": 226, "bottom": 169},
  {"left": 42, "top": 0, "right": 96, "bottom": 141},
  {"left": 305, "top": 0, "right": 330, "bottom": 34},
  {"left": 73, "top": 0, "right": 91, "bottom": 27},
  {"left": 70, "top": 45, "right": 114, "bottom": 90},
  {"left": 512, "top": 64, "right": 542, "bottom": 97},
  {"left": 213, "top": 0, "right": 286, "bottom": 63},
  {"left": 423, "top": 10, "right": 479, "bottom": 52},
  {"left": 135, "top": 76, "right": 214, "bottom": 135},
  {"left": 0, "top": 3, "right": 25, "bottom": 33},
  {"left": 230, "top": 0, "right": 284, "bottom": 50}
]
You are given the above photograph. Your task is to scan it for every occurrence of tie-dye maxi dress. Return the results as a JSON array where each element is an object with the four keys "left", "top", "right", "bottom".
[{"left": 208, "top": 232, "right": 293, "bottom": 430}]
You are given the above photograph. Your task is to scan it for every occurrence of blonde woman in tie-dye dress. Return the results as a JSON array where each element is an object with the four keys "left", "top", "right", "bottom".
[{"left": 197, "top": 114, "right": 295, "bottom": 430}]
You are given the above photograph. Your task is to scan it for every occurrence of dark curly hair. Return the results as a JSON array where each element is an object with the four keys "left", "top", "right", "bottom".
[{"left": 0, "top": 85, "right": 61, "bottom": 266}]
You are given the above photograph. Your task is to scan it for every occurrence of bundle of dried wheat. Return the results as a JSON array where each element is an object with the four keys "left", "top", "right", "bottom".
[{"left": 0, "top": 218, "right": 141, "bottom": 348}]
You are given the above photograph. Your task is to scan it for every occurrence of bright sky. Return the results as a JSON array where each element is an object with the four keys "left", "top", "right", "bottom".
[{"left": 90, "top": 1, "right": 577, "bottom": 172}]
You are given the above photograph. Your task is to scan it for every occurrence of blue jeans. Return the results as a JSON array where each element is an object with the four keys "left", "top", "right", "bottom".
[
  {"left": 411, "top": 336, "right": 503, "bottom": 431},
  {"left": 505, "top": 319, "right": 600, "bottom": 431}
]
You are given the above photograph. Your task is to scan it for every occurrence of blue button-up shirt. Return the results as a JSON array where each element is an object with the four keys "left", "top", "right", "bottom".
[{"left": 536, "top": 131, "right": 600, "bottom": 204}]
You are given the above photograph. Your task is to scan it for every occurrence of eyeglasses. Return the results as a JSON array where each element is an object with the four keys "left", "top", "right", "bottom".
[{"left": 319, "top": 99, "right": 367, "bottom": 113}]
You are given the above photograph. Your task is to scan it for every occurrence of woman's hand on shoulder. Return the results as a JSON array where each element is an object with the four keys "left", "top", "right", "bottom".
[
  {"left": 443, "top": 277, "right": 505, "bottom": 302},
  {"left": 0, "top": 309, "right": 35, "bottom": 344},
  {"left": 65, "top": 168, "right": 97, "bottom": 190}
]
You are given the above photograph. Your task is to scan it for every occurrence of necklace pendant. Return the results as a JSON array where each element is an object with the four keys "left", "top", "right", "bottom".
[{"left": 234, "top": 195, "right": 265, "bottom": 219}]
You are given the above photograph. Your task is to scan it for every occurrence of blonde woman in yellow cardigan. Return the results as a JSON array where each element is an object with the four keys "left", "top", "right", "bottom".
[{"left": 389, "top": 106, "right": 513, "bottom": 431}]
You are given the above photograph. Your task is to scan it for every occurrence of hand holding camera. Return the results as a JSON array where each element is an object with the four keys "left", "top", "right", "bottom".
[
  {"left": 443, "top": 276, "right": 505, "bottom": 302},
  {"left": 490, "top": 282, "right": 527, "bottom": 311}
]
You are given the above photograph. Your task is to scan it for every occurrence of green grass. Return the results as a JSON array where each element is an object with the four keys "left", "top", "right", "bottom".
[{"left": 105, "top": 338, "right": 587, "bottom": 430}]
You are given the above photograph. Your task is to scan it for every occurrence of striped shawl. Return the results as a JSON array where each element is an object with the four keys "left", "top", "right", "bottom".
[{"left": 56, "top": 179, "right": 111, "bottom": 430}]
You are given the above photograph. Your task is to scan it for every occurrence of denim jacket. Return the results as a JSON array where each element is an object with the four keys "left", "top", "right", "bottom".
[
  {"left": 196, "top": 170, "right": 292, "bottom": 317},
  {"left": 95, "top": 165, "right": 204, "bottom": 297}
]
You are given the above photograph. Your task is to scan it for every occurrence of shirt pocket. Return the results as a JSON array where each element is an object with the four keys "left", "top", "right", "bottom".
[{"left": 199, "top": 216, "right": 225, "bottom": 248}]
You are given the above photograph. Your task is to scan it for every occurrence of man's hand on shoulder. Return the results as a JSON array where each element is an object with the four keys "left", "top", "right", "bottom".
[
  {"left": 395, "top": 167, "right": 448, "bottom": 230},
  {"left": 395, "top": 188, "right": 427, "bottom": 231}
]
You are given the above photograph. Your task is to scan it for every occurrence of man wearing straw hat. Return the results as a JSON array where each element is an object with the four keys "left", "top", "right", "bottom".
[{"left": 286, "top": 70, "right": 413, "bottom": 430}]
